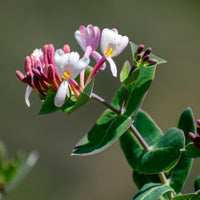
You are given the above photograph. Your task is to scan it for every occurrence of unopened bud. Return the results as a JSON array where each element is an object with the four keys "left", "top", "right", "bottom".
[
  {"left": 194, "top": 136, "right": 200, "bottom": 143},
  {"left": 47, "top": 65, "right": 56, "bottom": 83},
  {"left": 142, "top": 55, "right": 150, "bottom": 62},
  {"left": 136, "top": 54, "right": 141, "bottom": 61},
  {"left": 24, "top": 56, "right": 32, "bottom": 74},
  {"left": 26, "top": 73, "right": 34, "bottom": 87},
  {"left": 148, "top": 58, "right": 157, "bottom": 64},
  {"left": 47, "top": 44, "right": 55, "bottom": 65},
  {"left": 194, "top": 142, "right": 200, "bottom": 150},
  {"left": 63, "top": 44, "right": 70, "bottom": 54},
  {"left": 189, "top": 132, "right": 196, "bottom": 142},
  {"left": 197, "top": 119, "right": 200, "bottom": 126},
  {"left": 143, "top": 48, "right": 152, "bottom": 57},
  {"left": 43, "top": 44, "right": 49, "bottom": 68},
  {"left": 33, "top": 75, "right": 45, "bottom": 96},
  {"left": 137, "top": 44, "right": 144, "bottom": 54},
  {"left": 16, "top": 70, "right": 26, "bottom": 82}
]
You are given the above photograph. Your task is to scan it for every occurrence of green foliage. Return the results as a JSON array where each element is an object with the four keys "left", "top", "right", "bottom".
[
  {"left": 133, "top": 183, "right": 173, "bottom": 200},
  {"left": 172, "top": 191, "right": 200, "bottom": 200},
  {"left": 169, "top": 108, "right": 195, "bottom": 193},
  {"left": 72, "top": 110, "right": 132, "bottom": 155},
  {"left": 120, "top": 110, "right": 184, "bottom": 174},
  {"left": 183, "top": 143, "right": 200, "bottom": 158},
  {"left": 0, "top": 147, "right": 38, "bottom": 195},
  {"left": 65, "top": 78, "right": 94, "bottom": 114},
  {"left": 120, "top": 60, "right": 131, "bottom": 83}
]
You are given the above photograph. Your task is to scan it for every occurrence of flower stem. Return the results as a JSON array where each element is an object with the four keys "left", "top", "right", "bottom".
[
  {"left": 129, "top": 124, "right": 151, "bottom": 152},
  {"left": 85, "top": 56, "right": 107, "bottom": 86},
  {"left": 91, "top": 93, "right": 121, "bottom": 115}
]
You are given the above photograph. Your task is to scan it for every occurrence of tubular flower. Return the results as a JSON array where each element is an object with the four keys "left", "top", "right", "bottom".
[
  {"left": 54, "top": 50, "right": 90, "bottom": 107},
  {"left": 75, "top": 24, "right": 106, "bottom": 70},
  {"left": 100, "top": 28, "right": 129, "bottom": 77}
]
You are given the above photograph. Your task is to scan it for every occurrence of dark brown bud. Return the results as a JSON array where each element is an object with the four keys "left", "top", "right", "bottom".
[
  {"left": 143, "top": 48, "right": 152, "bottom": 57},
  {"left": 148, "top": 58, "right": 157, "bottom": 64},
  {"left": 142, "top": 55, "right": 150, "bottom": 62},
  {"left": 137, "top": 44, "right": 144, "bottom": 54},
  {"left": 136, "top": 54, "right": 141, "bottom": 61},
  {"left": 197, "top": 127, "right": 200, "bottom": 136}
]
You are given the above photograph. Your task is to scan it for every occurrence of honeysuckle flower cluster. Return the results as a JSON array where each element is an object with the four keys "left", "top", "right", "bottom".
[
  {"left": 16, "top": 24, "right": 129, "bottom": 107},
  {"left": 189, "top": 119, "right": 200, "bottom": 150}
]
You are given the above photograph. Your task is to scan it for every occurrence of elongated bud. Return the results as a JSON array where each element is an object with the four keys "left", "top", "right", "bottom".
[
  {"left": 137, "top": 44, "right": 144, "bottom": 54},
  {"left": 143, "top": 48, "right": 152, "bottom": 57},
  {"left": 197, "top": 119, "right": 200, "bottom": 126},
  {"left": 47, "top": 44, "right": 55, "bottom": 65},
  {"left": 16, "top": 70, "right": 26, "bottom": 82},
  {"left": 136, "top": 54, "right": 141, "bottom": 61},
  {"left": 143, "top": 55, "right": 150, "bottom": 62},
  {"left": 43, "top": 44, "right": 49, "bottom": 68},
  {"left": 47, "top": 64, "right": 56, "bottom": 83},
  {"left": 189, "top": 132, "right": 196, "bottom": 142},
  {"left": 24, "top": 56, "right": 32, "bottom": 74},
  {"left": 47, "top": 64, "right": 59, "bottom": 91},
  {"left": 33, "top": 75, "right": 45, "bottom": 96},
  {"left": 148, "top": 58, "right": 157, "bottom": 64},
  {"left": 63, "top": 44, "right": 70, "bottom": 53},
  {"left": 32, "top": 68, "right": 41, "bottom": 78}
]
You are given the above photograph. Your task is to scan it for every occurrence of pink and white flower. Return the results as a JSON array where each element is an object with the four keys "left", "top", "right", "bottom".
[
  {"left": 54, "top": 50, "right": 90, "bottom": 107},
  {"left": 100, "top": 28, "right": 129, "bottom": 77}
]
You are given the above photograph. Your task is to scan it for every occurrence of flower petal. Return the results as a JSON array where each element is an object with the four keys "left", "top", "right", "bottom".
[
  {"left": 107, "top": 57, "right": 117, "bottom": 77},
  {"left": 54, "top": 80, "right": 69, "bottom": 107},
  {"left": 25, "top": 86, "right": 32, "bottom": 107}
]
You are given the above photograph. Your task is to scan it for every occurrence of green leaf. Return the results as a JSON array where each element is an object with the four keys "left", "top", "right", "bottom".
[
  {"left": 65, "top": 78, "right": 95, "bottom": 114},
  {"left": 120, "top": 109, "right": 163, "bottom": 170},
  {"left": 195, "top": 176, "right": 200, "bottom": 191},
  {"left": 124, "top": 66, "right": 156, "bottom": 118},
  {"left": 123, "top": 68, "right": 140, "bottom": 88},
  {"left": 177, "top": 108, "right": 195, "bottom": 144},
  {"left": 4, "top": 152, "right": 38, "bottom": 192},
  {"left": 121, "top": 113, "right": 184, "bottom": 174},
  {"left": 172, "top": 191, "right": 200, "bottom": 200},
  {"left": 120, "top": 61, "right": 131, "bottom": 83},
  {"left": 72, "top": 110, "right": 132, "bottom": 155},
  {"left": 133, "top": 171, "right": 160, "bottom": 190},
  {"left": 133, "top": 183, "right": 173, "bottom": 200},
  {"left": 138, "top": 128, "right": 184, "bottom": 173},
  {"left": 169, "top": 108, "right": 195, "bottom": 193},
  {"left": 183, "top": 143, "right": 200, "bottom": 158},
  {"left": 39, "top": 87, "right": 61, "bottom": 114}
]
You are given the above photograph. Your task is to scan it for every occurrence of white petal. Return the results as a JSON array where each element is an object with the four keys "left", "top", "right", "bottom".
[
  {"left": 92, "top": 51, "right": 106, "bottom": 70},
  {"left": 74, "top": 30, "right": 85, "bottom": 51},
  {"left": 54, "top": 81, "right": 69, "bottom": 107},
  {"left": 70, "top": 56, "right": 90, "bottom": 79},
  {"left": 32, "top": 48, "right": 43, "bottom": 58},
  {"left": 107, "top": 57, "right": 117, "bottom": 77},
  {"left": 112, "top": 36, "right": 129, "bottom": 57},
  {"left": 25, "top": 86, "right": 32, "bottom": 107}
]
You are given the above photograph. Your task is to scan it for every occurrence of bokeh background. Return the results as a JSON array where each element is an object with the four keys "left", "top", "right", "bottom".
[{"left": 1, "top": 0, "right": 200, "bottom": 199}]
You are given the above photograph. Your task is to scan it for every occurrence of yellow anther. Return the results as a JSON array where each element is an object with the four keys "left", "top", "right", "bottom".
[
  {"left": 62, "top": 70, "right": 71, "bottom": 80},
  {"left": 105, "top": 48, "right": 115, "bottom": 57}
]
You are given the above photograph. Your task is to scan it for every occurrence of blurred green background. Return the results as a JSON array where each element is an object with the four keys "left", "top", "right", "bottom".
[{"left": 1, "top": 0, "right": 200, "bottom": 199}]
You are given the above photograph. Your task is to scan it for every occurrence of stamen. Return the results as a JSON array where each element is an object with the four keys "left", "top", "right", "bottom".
[
  {"left": 105, "top": 48, "right": 115, "bottom": 57},
  {"left": 62, "top": 71, "right": 71, "bottom": 80}
]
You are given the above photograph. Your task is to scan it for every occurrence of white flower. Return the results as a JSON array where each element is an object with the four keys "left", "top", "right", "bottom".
[
  {"left": 54, "top": 50, "right": 90, "bottom": 107},
  {"left": 100, "top": 28, "right": 129, "bottom": 77}
]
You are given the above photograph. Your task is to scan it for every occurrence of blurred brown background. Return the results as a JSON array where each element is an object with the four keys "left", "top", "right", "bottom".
[{"left": 1, "top": 0, "right": 200, "bottom": 199}]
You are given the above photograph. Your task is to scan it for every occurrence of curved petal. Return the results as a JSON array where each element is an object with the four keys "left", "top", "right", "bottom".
[
  {"left": 75, "top": 30, "right": 85, "bottom": 51},
  {"left": 54, "top": 80, "right": 69, "bottom": 107},
  {"left": 70, "top": 56, "right": 90, "bottom": 79},
  {"left": 92, "top": 51, "right": 106, "bottom": 70},
  {"left": 107, "top": 57, "right": 117, "bottom": 77},
  {"left": 25, "top": 86, "right": 33, "bottom": 107}
]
